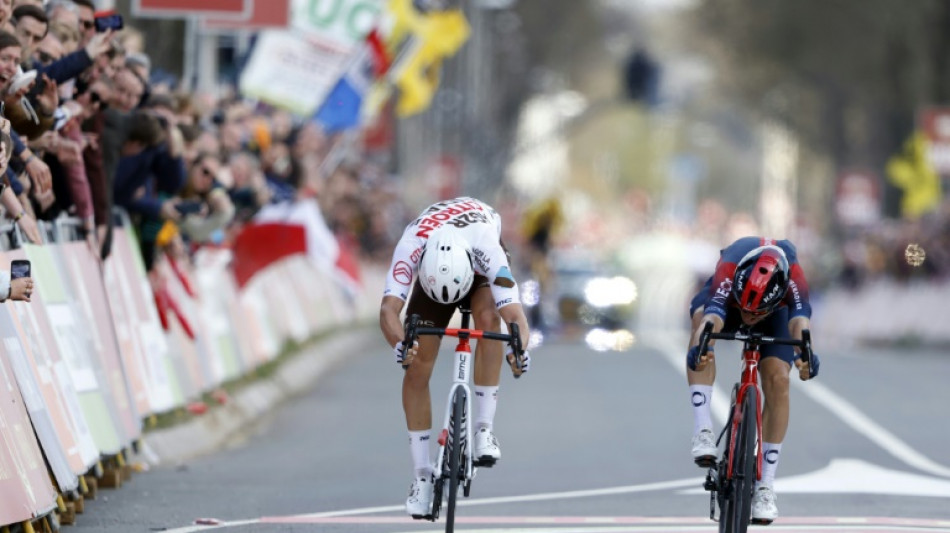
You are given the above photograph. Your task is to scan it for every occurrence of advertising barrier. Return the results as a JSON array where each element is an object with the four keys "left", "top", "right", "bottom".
[{"left": 0, "top": 207, "right": 371, "bottom": 529}]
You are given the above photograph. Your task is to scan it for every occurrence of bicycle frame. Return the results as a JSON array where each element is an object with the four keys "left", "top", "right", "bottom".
[
  {"left": 433, "top": 315, "right": 476, "bottom": 491},
  {"left": 727, "top": 344, "right": 763, "bottom": 484}
]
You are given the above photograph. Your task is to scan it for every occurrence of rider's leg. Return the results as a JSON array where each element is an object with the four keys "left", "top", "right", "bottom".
[
  {"left": 758, "top": 307, "right": 795, "bottom": 488},
  {"left": 402, "top": 282, "right": 456, "bottom": 478},
  {"left": 404, "top": 334, "right": 441, "bottom": 475},
  {"left": 472, "top": 284, "right": 502, "bottom": 429},
  {"left": 686, "top": 307, "right": 716, "bottom": 432},
  {"left": 759, "top": 356, "right": 792, "bottom": 486}
]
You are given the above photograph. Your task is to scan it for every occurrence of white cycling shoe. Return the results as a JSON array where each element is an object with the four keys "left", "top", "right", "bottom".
[
  {"left": 751, "top": 485, "right": 778, "bottom": 524},
  {"left": 473, "top": 427, "right": 501, "bottom": 467},
  {"left": 691, "top": 428, "right": 717, "bottom": 467},
  {"left": 405, "top": 474, "right": 435, "bottom": 519}
]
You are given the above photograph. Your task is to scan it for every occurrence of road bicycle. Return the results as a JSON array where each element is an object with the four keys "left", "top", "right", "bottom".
[
  {"left": 697, "top": 321, "right": 812, "bottom": 533},
  {"left": 401, "top": 308, "right": 526, "bottom": 533}
]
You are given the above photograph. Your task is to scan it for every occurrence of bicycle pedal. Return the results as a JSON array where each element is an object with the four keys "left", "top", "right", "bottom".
[
  {"left": 694, "top": 456, "right": 717, "bottom": 468},
  {"left": 410, "top": 513, "right": 435, "bottom": 521},
  {"left": 751, "top": 518, "right": 774, "bottom": 526},
  {"left": 473, "top": 457, "right": 497, "bottom": 468}
]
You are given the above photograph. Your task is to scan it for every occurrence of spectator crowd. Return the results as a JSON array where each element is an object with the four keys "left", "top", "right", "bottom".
[{"left": 0, "top": 0, "right": 407, "bottom": 291}]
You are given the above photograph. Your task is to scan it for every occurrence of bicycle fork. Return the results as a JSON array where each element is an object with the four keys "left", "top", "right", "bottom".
[{"left": 434, "top": 346, "right": 475, "bottom": 489}]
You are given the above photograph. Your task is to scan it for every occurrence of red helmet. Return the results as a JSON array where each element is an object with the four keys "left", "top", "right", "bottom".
[{"left": 731, "top": 245, "right": 790, "bottom": 315}]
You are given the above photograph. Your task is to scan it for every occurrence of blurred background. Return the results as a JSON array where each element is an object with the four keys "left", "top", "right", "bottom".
[{"left": 113, "top": 0, "right": 948, "bottom": 347}]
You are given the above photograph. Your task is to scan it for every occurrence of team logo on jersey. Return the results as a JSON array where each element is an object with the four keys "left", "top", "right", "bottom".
[
  {"left": 493, "top": 266, "right": 515, "bottom": 288},
  {"left": 413, "top": 200, "right": 485, "bottom": 238},
  {"left": 393, "top": 261, "right": 412, "bottom": 285}
]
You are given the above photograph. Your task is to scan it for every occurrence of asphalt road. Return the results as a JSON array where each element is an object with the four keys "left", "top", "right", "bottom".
[{"left": 67, "top": 321, "right": 950, "bottom": 533}]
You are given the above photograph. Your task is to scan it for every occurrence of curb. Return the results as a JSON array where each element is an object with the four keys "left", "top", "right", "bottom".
[{"left": 143, "top": 326, "right": 377, "bottom": 465}]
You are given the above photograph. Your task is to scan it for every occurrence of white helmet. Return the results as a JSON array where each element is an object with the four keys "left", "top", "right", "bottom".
[{"left": 418, "top": 227, "right": 475, "bottom": 304}]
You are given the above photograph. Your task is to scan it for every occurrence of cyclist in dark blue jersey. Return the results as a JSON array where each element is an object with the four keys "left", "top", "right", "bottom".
[{"left": 686, "top": 236, "right": 820, "bottom": 524}]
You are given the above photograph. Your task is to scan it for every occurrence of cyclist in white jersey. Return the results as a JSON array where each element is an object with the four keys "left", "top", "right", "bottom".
[{"left": 380, "top": 197, "right": 532, "bottom": 519}]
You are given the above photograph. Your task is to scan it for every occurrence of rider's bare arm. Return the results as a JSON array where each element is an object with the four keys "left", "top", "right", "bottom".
[
  {"left": 691, "top": 314, "right": 724, "bottom": 348},
  {"left": 787, "top": 316, "right": 810, "bottom": 348},
  {"left": 498, "top": 302, "right": 530, "bottom": 350},
  {"left": 380, "top": 295, "right": 407, "bottom": 348}
]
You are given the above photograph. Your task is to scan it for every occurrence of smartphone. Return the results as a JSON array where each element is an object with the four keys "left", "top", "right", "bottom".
[
  {"left": 174, "top": 201, "right": 204, "bottom": 215},
  {"left": 94, "top": 11, "right": 124, "bottom": 33},
  {"left": 11, "top": 260, "right": 30, "bottom": 280}
]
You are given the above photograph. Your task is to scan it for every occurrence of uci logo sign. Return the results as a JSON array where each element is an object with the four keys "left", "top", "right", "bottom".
[{"left": 294, "top": 0, "right": 381, "bottom": 43}]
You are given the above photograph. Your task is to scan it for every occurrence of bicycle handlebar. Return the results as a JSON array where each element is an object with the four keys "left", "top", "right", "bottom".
[
  {"left": 698, "top": 321, "right": 812, "bottom": 366},
  {"left": 401, "top": 313, "right": 527, "bottom": 378}
]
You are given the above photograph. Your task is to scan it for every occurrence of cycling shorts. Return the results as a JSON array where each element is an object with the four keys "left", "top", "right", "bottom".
[{"left": 405, "top": 275, "right": 491, "bottom": 329}]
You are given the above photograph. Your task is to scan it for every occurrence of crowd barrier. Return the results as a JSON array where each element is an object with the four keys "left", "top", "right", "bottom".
[
  {"left": 814, "top": 278, "right": 950, "bottom": 349},
  {"left": 0, "top": 203, "right": 374, "bottom": 531}
]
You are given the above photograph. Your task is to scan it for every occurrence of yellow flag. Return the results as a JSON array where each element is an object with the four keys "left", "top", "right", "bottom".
[
  {"left": 391, "top": 7, "right": 471, "bottom": 117},
  {"left": 886, "top": 131, "right": 943, "bottom": 219}
]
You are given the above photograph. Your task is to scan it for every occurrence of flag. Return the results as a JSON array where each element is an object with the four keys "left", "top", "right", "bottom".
[
  {"left": 886, "top": 131, "right": 943, "bottom": 219},
  {"left": 384, "top": 0, "right": 470, "bottom": 117},
  {"left": 314, "top": 28, "right": 392, "bottom": 133},
  {"left": 313, "top": 46, "right": 375, "bottom": 133}
]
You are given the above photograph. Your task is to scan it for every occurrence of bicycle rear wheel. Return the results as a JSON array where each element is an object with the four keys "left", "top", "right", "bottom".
[
  {"left": 719, "top": 387, "right": 757, "bottom": 533},
  {"left": 444, "top": 388, "right": 466, "bottom": 533}
]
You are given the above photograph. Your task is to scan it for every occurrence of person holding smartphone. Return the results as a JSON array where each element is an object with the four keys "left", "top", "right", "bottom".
[{"left": 4, "top": 259, "right": 33, "bottom": 302}]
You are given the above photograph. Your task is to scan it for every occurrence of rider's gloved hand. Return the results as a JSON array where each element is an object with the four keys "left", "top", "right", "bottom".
[
  {"left": 506, "top": 345, "right": 530, "bottom": 375},
  {"left": 687, "top": 345, "right": 714, "bottom": 371},
  {"left": 394, "top": 340, "right": 419, "bottom": 366},
  {"left": 795, "top": 351, "right": 820, "bottom": 380}
]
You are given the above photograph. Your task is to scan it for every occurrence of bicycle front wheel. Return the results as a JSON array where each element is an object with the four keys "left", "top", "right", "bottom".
[
  {"left": 720, "top": 387, "right": 758, "bottom": 533},
  {"left": 444, "top": 388, "right": 466, "bottom": 533}
]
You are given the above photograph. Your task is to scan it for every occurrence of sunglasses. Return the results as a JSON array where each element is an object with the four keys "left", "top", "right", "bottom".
[{"left": 89, "top": 91, "right": 108, "bottom": 110}]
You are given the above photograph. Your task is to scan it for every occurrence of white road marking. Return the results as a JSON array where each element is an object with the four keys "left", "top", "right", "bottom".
[
  {"left": 643, "top": 325, "right": 950, "bottom": 480},
  {"left": 681, "top": 458, "right": 950, "bottom": 496},
  {"left": 791, "top": 379, "right": 950, "bottom": 478},
  {"left": 390, "top": 524, "right": 938, "bottom": 533}
]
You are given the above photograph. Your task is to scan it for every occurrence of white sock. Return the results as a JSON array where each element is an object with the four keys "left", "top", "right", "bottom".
[
  {"left": 408, "top": 430, "right": 432, "bottom": 477},
  {"left": 690, "top": 385, "right": 714, "bottom": 434},
  {"left": 757, "top": 442, "right": 782, "bottom": 488},
  {"left": 474, "top": 385, "right": 499, "bottom": 430}
]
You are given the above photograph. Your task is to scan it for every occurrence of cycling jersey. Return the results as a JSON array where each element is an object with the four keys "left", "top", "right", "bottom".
[
  {"left": 695, "top": 236, "right": 812, "bottom": 321},
  {"left": 384, "top": 197, "right": 520, "bottom": 309}
]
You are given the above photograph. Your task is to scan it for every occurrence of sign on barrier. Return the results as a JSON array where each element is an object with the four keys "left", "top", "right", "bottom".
[
  {"left": 59, "top": 241, "right": 142, "bottom": 445},
  {"left": 1, "top": 248, "right": 97, "bottom": 485},
  {"left": 108, "top": 229, "right": 178, "bottom": 414},
  {"left": 0, "top": 342, "right": 58, "bottom": 525},
  {"left": 26, "top": 244, "right": 124, "bottom": 456}
]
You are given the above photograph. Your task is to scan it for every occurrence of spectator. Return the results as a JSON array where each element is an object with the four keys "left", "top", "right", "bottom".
[
  {"left": 0, "top": 29, "right": 40, "bottom": 242},
  {"left": 11, "top": 4, "right": 46, "bottom": 58},
  {"left": 71, "top": 0, "right": 94, "bottom": 48},
  {"left": 111, "top": 108, "right": 186, "bottom": 269},
  {"left": 177, "top": 151, "right": 235, "bottom": 244}
]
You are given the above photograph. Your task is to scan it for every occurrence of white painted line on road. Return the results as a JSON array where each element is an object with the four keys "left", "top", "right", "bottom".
[
  {"left": 289, "top": 477, "right": 701, "bottom": 520},
  {"left": 390, "top": 523, "right": 950, "bottom": 533},
  {"left": 792, "top": 379, "right": 950, "bottom": 478},
  {"left": 681, "top": 458, "right": 950, "bottom": 496},
  {"left": 642, "top": 327, "right": 950, "bottom": 480}
]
